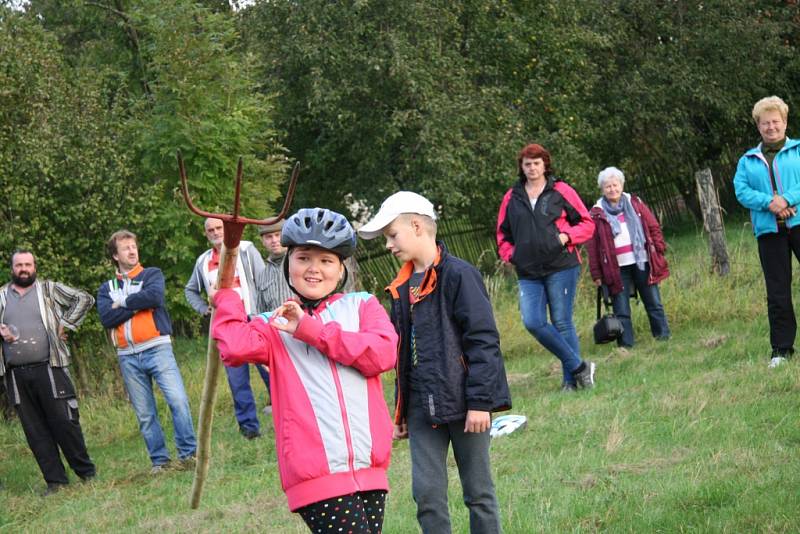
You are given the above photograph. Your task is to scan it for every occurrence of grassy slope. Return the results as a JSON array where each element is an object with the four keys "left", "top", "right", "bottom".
[{"left": 2, "top": 220, "right": 799, "bottom": 533}]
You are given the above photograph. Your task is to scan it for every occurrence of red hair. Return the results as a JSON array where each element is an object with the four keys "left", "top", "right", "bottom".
[{"left": 517, "top": 143, "right": 553, "bottom": 180}]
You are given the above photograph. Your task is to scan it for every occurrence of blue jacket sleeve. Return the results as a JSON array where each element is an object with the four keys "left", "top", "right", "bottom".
[
  {"left": 123, "top": 269, "right": 166, "bottom": 310},
  {"left": 734, "top": 156, "right": 772, "bottom": 211},
  {"left": 96, "top": 282, "right": 134, "bottom": 329}
]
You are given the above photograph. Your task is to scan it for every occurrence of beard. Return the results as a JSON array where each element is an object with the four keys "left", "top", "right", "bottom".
[{"left": 12, "top": 271, "right": 36, "bottom": 287}]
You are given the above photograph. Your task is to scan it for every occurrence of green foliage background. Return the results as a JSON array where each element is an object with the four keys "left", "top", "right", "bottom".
[
  {"left": 0, "top": 0, "right": 287, "bottom": 343},
  {"left": 1, "top": 0, "right": 799, "bottom": 388}
]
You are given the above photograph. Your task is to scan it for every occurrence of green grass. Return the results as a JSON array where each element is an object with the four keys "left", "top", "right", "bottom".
[{"left": 3, "top": 220, "right": 800, "bottom": 533}]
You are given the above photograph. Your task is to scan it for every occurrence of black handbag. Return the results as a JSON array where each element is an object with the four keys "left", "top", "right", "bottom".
[{"left": 593, "top": 285, "right": 624, "bottom": 344}]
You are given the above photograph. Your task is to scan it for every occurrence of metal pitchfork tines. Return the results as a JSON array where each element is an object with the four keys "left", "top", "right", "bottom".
[
  {"left": 176, "top": 150, "right": 299, "bottom": 509},
  {"left": 177, "top": 150, "right": 299, "bottom": 245}
]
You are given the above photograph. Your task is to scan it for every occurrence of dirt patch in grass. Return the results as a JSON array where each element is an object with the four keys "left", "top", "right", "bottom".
[
  {"left": 606, "top": 447, "right": 692, "bottom": 475},
  {"left": 701, "top": 334, "right": 728, "bottom": 348}
]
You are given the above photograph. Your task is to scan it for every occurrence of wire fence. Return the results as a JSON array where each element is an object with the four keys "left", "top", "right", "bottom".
[
  {"left": 625, "top": 175, "right": 693, "bottom": 227},
  {"left": 353, "top": 168, "right": 735, "bottom": 294},
  {"left": 354, "top": 218, "right": 497, "bottom": 295}
]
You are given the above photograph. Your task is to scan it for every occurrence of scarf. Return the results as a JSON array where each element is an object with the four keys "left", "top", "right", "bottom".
[{"left": 600, "top": 194, "right": 648, "bottom": 271}]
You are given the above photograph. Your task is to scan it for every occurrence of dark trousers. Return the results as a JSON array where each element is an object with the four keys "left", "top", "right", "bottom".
[
  {"left": 407, "top": 390, "right": 501, "bottom": 534},
  {"left": 612, "top": 263, "right": 670, "bottom": 348},
  {"left": 10, "top": 364, "right": 95, "bottom": 485},
  {"left": 757, "top": 226, "right": 800, "bottom": 353},
  {"left": 224, "top": 363, "right": 270, "bottom": 433}
]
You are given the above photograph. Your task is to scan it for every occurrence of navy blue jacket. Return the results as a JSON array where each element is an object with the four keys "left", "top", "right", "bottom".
[
  {"left": 97, "top": 265, "right": 174, "bottom": 354},
  {"left": 387, "top": 242, "right": 511, "bottom": 425}
]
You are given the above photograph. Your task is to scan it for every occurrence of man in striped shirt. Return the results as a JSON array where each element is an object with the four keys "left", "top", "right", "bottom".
[
  {"left": 256, "top": 220, "right": 294, "bottom": 313},
  {"left": 1, "top": 250, "right": 96, "bottom": 495}
]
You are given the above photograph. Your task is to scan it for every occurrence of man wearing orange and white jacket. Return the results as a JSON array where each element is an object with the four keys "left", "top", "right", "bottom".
[{"left": 97, "top": 229, "right": 196, "bottom": 473}]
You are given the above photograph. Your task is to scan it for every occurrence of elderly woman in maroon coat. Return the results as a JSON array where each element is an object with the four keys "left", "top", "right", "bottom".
[{"left": 587, "top": 166, "right": 670, "bottom": 348}]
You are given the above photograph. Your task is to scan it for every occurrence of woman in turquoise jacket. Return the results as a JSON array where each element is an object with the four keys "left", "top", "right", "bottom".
[{"left": 733, "top": 95, "right": 800, "bottom": 368}]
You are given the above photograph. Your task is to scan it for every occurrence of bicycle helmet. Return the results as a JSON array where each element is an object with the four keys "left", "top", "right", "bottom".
[
  {"left": 490, "top": 414, "right": 528, "bottom": 438},
  {"left": 280, "top": 208, "right": 356, "bottom": 312},
  {"left": 281, "top": 208, "right": 357, "bottom": 259}
]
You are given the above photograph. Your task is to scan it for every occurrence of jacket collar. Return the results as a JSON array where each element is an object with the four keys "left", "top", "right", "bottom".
[
  {"left": 1, "top": 278, "right": 42, "bottom": 299},
  {"left": 117, "top": 263, "right": 144, "bottom": 280},
  {"left": 745, "top": 136, "right": 800, "bottom": 157},
  {"left": 386, "top": 241, "right": 447, "bottom": 300},
  {"left": 512, "top": 175, "right": 556, "bottom": 200}
]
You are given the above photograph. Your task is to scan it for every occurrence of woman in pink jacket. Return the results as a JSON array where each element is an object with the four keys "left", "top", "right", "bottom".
[
  {"left": 496, "top": 143, "right": 597, "bottom": 391},
  {"left": 212, "top": 208, "right": 397, "bottom": 533},
  {"left": 587, "top": 167, "right": 671, "bottom": 348}
]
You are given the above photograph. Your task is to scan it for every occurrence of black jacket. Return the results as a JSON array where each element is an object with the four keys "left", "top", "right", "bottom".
[
  {"left": 496, "top": 177, "right": 595, "bottom": 279},
  {"left": 387, "top": 242, "right": 511, "bottom": 425}
]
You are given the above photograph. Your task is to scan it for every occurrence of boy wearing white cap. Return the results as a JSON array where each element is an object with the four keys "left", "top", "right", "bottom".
[{"left": 359, "top": 192, "right": 511, "bottom": 534}]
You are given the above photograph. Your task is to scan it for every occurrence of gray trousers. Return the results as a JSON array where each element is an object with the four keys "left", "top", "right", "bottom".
[{"left": 407, "top": 390, "right": 501, "bottom": 534}]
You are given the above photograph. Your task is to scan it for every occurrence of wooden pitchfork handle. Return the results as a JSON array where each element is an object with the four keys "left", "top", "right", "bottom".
[{"left": 177, "top": 151, "right": 299, "bottom": 509}]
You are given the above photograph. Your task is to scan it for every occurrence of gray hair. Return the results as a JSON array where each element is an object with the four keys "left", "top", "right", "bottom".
[{"left": 597, "top": 166, "right": 625, "bottom": 189}]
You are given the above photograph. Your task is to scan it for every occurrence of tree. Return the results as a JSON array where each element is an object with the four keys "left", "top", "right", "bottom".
[
  {"left": 0, "top": 7, "right": 138, "bottom": 296},
  {"left": 2, "top": 0, "right": 287, "bottom": 335},
  {"left": 240, "top": 0, "right": 521, "bottom": 220},
  {"left": 570, "top": 0, "right": 799, "bottom": 212}
]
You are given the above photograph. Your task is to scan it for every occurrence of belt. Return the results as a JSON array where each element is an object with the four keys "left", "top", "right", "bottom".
[{"left": 8, "top": 361, "right": 49, "bottom": 370}]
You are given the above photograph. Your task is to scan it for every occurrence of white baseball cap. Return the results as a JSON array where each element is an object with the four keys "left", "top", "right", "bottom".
[{"left": 358, "top": 191, "right": 437, "bottom": 240}]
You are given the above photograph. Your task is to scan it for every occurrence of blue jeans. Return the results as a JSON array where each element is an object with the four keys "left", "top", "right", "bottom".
[
  {"left": 612, "top": 263, "right": 671, "bottom": 347},
  {"left": 225, "top": 363, "right": 270, "bottom": 433},
  {"left": 118, "top": 343, "right": 197, "bottom": 466},
  {"left": 519, "top": 265, "right": 583, "bottom": 386}
]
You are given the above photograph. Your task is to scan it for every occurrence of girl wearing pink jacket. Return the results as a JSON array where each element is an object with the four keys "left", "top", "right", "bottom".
[{"left": 212, "top": 208, "right": 397, "bottom": 533}]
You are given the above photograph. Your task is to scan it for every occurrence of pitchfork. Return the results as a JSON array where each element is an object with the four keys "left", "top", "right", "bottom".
[{"left": 177, "top": 151, "right": 299, "bottom": 509}]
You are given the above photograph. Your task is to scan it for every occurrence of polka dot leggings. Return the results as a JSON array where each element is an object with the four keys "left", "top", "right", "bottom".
[{"left": 297, "top": 490, "right": 386, "bottom": 534}]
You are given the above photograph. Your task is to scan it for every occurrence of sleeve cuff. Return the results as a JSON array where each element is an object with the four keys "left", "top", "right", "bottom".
[
  {"left": 466, "top": 400, "right": 493, "bottom": 412},
  {"left": 293, "top": 314, "right": 324, "bottom": 346}
]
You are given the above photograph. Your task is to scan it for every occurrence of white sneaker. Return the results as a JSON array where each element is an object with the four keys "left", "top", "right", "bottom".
[
  {"left": 768, "top": 356, "right": 787, "bottom": 368},
  {"left": 575, "top": 361, "right": 596, "bottom": 388}
]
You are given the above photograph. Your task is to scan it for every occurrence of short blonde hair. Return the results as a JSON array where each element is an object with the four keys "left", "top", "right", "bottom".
[
  {"left": 597, "top": 166, "right": 625, "bottom": 189},
  {"left": 397, "top": 213, "right": 437, "bottom": 237},
  {"left": 752, "top": 96, "right": 789, "bottom": 124}
]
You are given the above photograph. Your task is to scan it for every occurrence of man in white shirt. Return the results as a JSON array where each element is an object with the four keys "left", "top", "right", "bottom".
[{"left": 185, "top": 218, "right": 270, "bottom": 439}]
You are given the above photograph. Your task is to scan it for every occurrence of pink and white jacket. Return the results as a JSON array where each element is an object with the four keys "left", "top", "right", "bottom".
[{"left": 211, "top": 288, "right": 397, "bottom": 511}]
